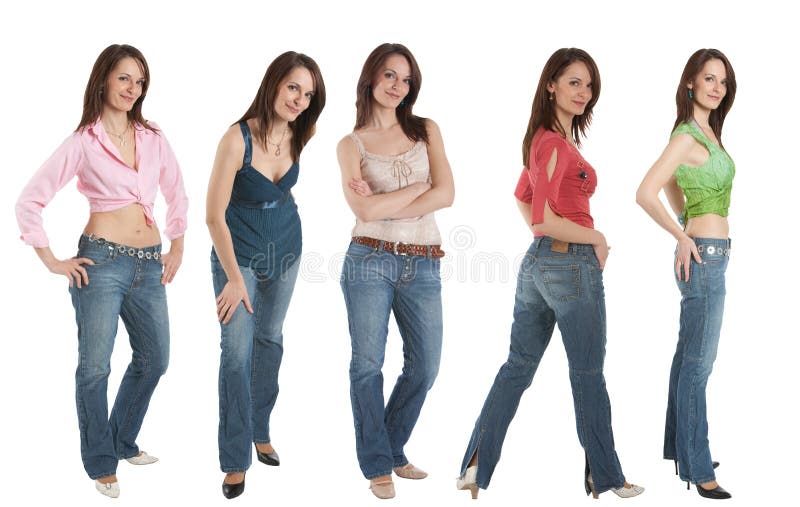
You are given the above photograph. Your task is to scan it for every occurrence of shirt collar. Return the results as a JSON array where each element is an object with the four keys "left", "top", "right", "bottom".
[{"left": 85, "top": 116, "right": 155, "bottom": 136}]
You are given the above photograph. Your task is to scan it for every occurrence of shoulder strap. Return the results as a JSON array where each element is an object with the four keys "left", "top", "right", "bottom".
[
  {"left": 349, "top": 132, "right": 366, "bottom": 158},
  {"left": 238, "top": 121, "right": 253, "bottom": 165}
]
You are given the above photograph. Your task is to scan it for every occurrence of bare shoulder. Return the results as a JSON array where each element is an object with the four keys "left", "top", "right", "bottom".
[
  {"left": 665, "top": 132, "right": 697, "bottom": 154},
  {"left": 217, "top": 124, "right": 245, "bottom": 156},
  {"left": 424, "top": 118, "right": 442, "bottom": 137},
  {"left": 424, "top": 118, "right": 445, "bottom": 149},
  {"left": 337, "top": 133, "right": 359, "bottom": 157}
]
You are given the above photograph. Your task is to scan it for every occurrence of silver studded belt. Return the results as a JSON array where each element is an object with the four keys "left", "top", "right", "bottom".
[
  {"left": 697, "top": 244, "right": 730, "bottom": 257},
  {"left": 86, "top": 234, "right": 162, "bottom": 260}
]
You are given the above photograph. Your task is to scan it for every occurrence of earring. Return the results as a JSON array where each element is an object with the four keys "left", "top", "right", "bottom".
[
  {"left": 549, "top": 92, "right": 554, "bottom": 101},
  {"left": 688, "top": 89, "right": 693, "bottom": 100},
  {"left": 400, "top": 98, "right": 405, "bottom": 106}
]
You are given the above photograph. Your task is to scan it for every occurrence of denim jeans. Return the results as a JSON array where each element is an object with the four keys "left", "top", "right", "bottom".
[
  {"left": 460, "top": 237, "right": 626, "bottom": 493},
  {"left": 69, "top": 235, "right": 169, "bottom": 479},
  {"left": 212, "top": 256, "right": 300, "bottom": 473},
  {"left": 664, "top": 237, "right": 730, "bottom": 484},
  {"left": 340, "top": 242, "right": 442, "bottom": 479}
]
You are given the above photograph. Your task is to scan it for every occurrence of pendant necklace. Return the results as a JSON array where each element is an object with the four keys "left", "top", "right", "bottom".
[
  {"left": 267, "top": 125, "right": 288, "bottom": 156},
  {"left": 106, "top": 122, "right": 131, "bottom": 148}
]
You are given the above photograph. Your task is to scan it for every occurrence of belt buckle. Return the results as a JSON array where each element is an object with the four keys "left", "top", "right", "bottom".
[{"left": 393, "top": 242, "right": 407, "bottom": 255}]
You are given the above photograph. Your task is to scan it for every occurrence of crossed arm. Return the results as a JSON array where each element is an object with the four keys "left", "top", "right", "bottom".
[{"left": 338, "top": 119, "right": 454, "bottom": 222}]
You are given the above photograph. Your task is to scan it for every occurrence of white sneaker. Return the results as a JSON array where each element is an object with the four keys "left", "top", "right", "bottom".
[
  {"left": 95, "top": 479, "right": 120, "bottom": 498},
  {"left": 125, "top": 451, "right": 159, "bottom": 465}
]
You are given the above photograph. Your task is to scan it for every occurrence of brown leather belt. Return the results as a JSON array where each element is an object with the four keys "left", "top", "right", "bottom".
[{"left": 352, "top": 236, "right": 445, "bottom": 258}]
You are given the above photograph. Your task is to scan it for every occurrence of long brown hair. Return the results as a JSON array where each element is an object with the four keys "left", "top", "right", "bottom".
[
  {"left": 354, "top": 43, "right": 429, "bottom": 144},
  {"left": 673, "top": 48, "right": 736, "bottom": 146},
  {"left": 238, "top": 51, "right": 326, "bottom": 163},
  {"left": 521, "top": 48, "right": 600, "bottom": 168},
  {"left": 78, "top": 44, "right": 154, "bottom": 132}
]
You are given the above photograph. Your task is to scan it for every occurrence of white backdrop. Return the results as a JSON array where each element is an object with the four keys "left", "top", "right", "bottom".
[{"left": 1, "top": 1, "right": 796, "bottom": 506}]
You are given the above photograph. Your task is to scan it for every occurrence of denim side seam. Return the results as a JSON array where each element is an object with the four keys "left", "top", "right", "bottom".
[
  {"left": 116, "top": 321, "right": 151, "bottom": 459},
  {"left": 249, "top": 268, "right": 263, "bottom": 444}
]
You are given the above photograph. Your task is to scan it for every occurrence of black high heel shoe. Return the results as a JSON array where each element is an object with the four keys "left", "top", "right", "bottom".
[
  {"left": 255, "top": 445, "right": 280, "bottom": 466},
  {"left": 696, "top": 483, "right": 732, "bottom": 499},
  {"left": 222, "top": 475, "right": 245, "bottom": 499}
]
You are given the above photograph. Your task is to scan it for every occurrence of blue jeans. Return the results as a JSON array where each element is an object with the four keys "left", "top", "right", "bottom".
[
  {"left": 69, "top": 235, "right": 169, "bottom": 479},
  {"left": 664, "top": 237, "right": 730, "bottom": 484},
  {"left": 340, "top": 242, "right": 443, "bottom": 479},
  {"left": 460, "top": 237, "right": 626, "bottom": 493},
  {"left": 212, "top": 257, "right": 300, "bottom": 473}
]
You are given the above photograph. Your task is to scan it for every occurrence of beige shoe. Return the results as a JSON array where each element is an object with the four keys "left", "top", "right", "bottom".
[
  {"left": 95, "top": 479, "right": 120, "bottom": 498},
  {"left": 611, "top": 483, "right": 645, "bottom": 498},
  {"left": 456, "top": 465, "right": 479, "bottom": 499},
  {"left": 587, "top": 473, "right": 645, "bottom": 499},
  {"left": 393, "top": 463, "right": 428, "bottom": 480},
  {"left": 125, "top": 451, "right": 158, "bottom": 465},
  {"left": 369, "top": 479, "right": 396, "bottom": 499}
]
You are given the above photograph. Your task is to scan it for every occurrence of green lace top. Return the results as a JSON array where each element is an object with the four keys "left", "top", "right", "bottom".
[{"left": 671, "top": 121, "right": 735, "bottom": 222}]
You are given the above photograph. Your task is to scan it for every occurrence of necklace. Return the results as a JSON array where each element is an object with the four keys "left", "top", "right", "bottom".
[
  {"left": 106, "top": 122, "right": 131, "bottom": 148},
  {"left": 266, "top": 125, "right": 288, "bottom": 157}
]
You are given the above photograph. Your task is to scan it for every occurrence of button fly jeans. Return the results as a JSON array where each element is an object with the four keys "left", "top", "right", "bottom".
[
  {"left": 69, "top": 235, "right": 169, "bottom": 479},
  {"left": 212, "top": 256, "right": 300, "bottom": 473},
  {"left": 460, "top": 237, "right": 626, "bottom": 494},
  {"left": 341, "top": 242, "right": 442, "bottom": 479},
  {"left": 664, "top": 237, "right": 730, "bottom": 484}
]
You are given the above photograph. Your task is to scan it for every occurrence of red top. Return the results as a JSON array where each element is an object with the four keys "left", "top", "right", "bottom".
[{"left": 514, "top": 129, "right": 597, "bottom": 236}]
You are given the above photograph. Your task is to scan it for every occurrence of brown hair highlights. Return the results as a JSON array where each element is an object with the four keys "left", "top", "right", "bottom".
[
  {"left": 238, "top": 51, "right": 327, "bottom": 163},
  {"left": 354, "top": 43, "right": 429, "bottom": 144},
  {"left": 521, "top": 48, "right": 601, "bottom": 168},
  {"left": 78, "top": 44, "right": 154, "bottom": 132},
  {"left": 673, "top": 48, "right": 736, "bottom": 145}
]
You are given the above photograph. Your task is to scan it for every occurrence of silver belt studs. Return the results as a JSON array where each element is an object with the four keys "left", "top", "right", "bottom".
[{"left": 87, "top": 234, "right": 161, "bottom": 260}]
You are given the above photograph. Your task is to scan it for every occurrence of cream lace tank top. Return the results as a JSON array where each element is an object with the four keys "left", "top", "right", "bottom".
[{"left": 349, "top": 132, "right": 442, "bottom": 245}]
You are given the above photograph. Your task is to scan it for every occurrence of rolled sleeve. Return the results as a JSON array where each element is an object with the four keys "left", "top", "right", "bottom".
[
  {"left": 157, "top": 131, "right": 189, "bottom": 240},
  {"left": 16, "top": 134, "right": 84, "bottom": 247}
]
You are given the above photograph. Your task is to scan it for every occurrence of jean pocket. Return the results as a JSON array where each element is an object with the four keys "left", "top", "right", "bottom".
[
  {"left": 540, "top": 264, "right": 581, "bottom": 302},
  {"left": 76, "top": 245, "right": 115, "bottom": 267},
  {"left": 345, "top": 242, "right": 378, "bottom": 260}
]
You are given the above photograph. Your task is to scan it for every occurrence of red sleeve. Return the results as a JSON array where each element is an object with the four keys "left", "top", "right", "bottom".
[
  {"left": 514, "top": 167, "right": 532, "bottom": 202},
  {"left": 529, "top": 135, "right": 569, "bottom": 224}
]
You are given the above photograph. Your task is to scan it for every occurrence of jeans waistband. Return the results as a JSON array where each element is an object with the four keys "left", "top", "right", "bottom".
[
  {"left": 691, "top": 237, "right": 731, "bottom": 256},
  {"left": 532, "top": 236, "right": 595, "bottom": 256},
  {"left": 80, "top": 234, "right": 162, "bottom": 260}
]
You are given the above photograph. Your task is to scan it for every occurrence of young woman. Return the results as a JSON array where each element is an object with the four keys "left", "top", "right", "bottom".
[
  {"left": 636, "top": 48, "right": 736, "bottom": 500},
  {"left": 456, "top": 48, "right": 643, "bottom": 500},
  {"left": 205, "top": 51, "right": 325, "bottom": 499},
  {"left": 15, "top": 44, "right": 188, "bottom": 498},
  {"left": 337, "top": 42, "right": 454, "bottom": 500}
]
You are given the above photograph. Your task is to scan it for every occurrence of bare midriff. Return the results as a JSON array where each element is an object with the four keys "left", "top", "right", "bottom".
[
  {"left": 685, "top": 214, "right": 728, "bottom": 240},
  {"left": 84, "top": 204, "right": 161, "bottom": 247}
]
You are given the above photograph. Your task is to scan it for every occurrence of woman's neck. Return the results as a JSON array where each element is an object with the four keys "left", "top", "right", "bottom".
[
  {"left": 554, "top": 111, "right": 576, "bottom": 145},
  {"left": 267, "top": 117, "right": 290, "bottom": 139},
  {"left": 101, "top": 109, "right": 130, "bottom": 133},
  {"left": 368, "top": 104, "right": 400, "bottom": 131},
  {"left": 692, "top": 106, "right": 712, "bottom": 129}
]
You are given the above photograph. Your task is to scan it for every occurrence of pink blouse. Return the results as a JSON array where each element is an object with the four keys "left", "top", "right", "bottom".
[{"left": 16, "top": 118, "right": 189, "bottom": 248}]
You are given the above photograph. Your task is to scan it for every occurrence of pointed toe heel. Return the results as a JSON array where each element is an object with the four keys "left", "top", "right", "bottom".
[
  {"left": 255, "top": 445, "right": 280, "bottom": 466},
  {"left": 696, "top": 484, "right": 732, "bottom": 499}
]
